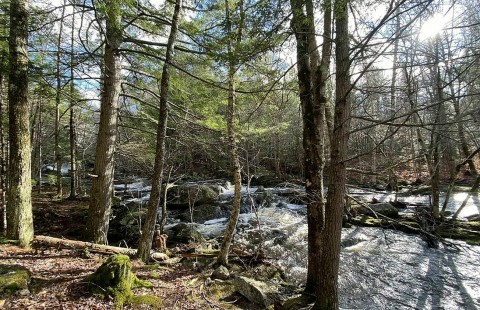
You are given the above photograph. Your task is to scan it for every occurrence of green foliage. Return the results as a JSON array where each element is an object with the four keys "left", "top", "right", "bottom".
[{"left": 0, "top": 238, "right": 19, "bottom": 245}]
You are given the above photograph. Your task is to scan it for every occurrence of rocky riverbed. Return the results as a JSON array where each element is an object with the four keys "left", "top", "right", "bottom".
[{"left": 109, "top": 179, "right": 480, "bottom": 309}]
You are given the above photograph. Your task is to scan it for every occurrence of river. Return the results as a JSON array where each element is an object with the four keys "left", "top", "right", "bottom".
[{"left": 116, "top": 180, "right": 480, "bottom": 309}]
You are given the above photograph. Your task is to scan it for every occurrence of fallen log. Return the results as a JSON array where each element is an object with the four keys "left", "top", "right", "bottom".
[{"left": 33, "top": 235, "right": 168, "bottom": 261}]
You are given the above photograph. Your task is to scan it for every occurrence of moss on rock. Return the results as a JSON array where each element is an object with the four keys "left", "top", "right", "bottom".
[
  {"left": 85, "top": 254, "right": 152, "bottom": 309},
  {"left": 0, "top": 264, "right": 31, "bottom": 295},
  {"left": 438, "top": 227, "right": 480, "bottom": 245},
  {"left": 275, "top": 294, "right": 316, "bottom": 310},
  {"left": 131, "top": 294, "right": 163, "bottom": 309}
]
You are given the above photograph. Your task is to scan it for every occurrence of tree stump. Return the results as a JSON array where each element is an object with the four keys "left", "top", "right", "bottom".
[{"left": 85, "top": 254, "right": 152, "bottom": 309}]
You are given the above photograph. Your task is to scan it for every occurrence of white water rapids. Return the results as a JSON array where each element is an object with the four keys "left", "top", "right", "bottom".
[{"left": 116, "top": 180, "right": 480, "bottom": 309}]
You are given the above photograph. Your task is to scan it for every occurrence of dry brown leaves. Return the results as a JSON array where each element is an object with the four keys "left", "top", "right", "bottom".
[{"left": 0, "top": 245, "right": 253, "bottom": 310}]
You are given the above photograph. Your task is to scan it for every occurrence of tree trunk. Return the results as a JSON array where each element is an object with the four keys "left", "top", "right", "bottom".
[
  {"left": 86, "top": 1, "right": 122, "bottom": 244},
  {"left": 37, "top": 100, "right": 43, "bottom": 194},
  {"left": 34, "top": 235, "right": 168, "bottom": 260},
  {"left": 0, "top": 72, "right": 6, "bottom": 235},
  {"left": 7, "top": 0, "right": 34, "bottom": 248},
  {"left": 313, "top": 0, "right": 351, "bottom": 308},
  {"left": 55, "top": 1, "right": 66, "bottom": 197},
  {"left": 137, "top": 0, "right": 182, "bottom": 262},
  {"left": 430, "top": 39, "right": 443, "bottom": 219},
  {"left": 217, "top": 0, "right": 244, "bottom": 267},
  {"left": 69, "top": 5, "right": 77, "bottom": 199},
  {"left": 290, "top": 0, "right": 332, "bottom": 294},
  {"left": 447, "top": 68, "right": 478, "bottom": 175}
]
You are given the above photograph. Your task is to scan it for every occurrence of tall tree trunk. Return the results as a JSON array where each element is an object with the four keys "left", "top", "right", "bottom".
[
  {"left": 137, "top": 0, "right": 182, "bottom": 262},
  {"left": 69, "top": 5, "right": 78, "bottom": 199},
  {"left": 430, "top": 38, "right": 443, "bottom": 219},
  {"left": 37, "top": 100, "right": 43, "bottom": 194},
  {"left": 217, "top": 0, "right": 244, "bottom": 267},
  {"left": 290, "top": 0, "right": 332, "bottom": 293},
  {"left": 55, "top": 1, "right": 66, "bottom": 197},
  {"left": 86, "top": 1, "right": 122, "bottom": 244},
  {"left": 313, "top": 0, "right": 351, "bottom": 308},
  {"left": 7, "top": 0, "right": 34, "bottom": 248},
  {"left": 0, "top": 72, "right": 6, "bottom": 234}
]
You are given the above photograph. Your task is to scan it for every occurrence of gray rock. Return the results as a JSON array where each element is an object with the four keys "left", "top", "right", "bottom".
[
  {"left": 211, "top": 265, "right": 230, "bottom": 280},
  {"left": 360, "top": 202, "right": 399, "bottom": 218},
  {"left": 168, "top": 184, "right": 220, "bottom": 207},
  {"left": 166, "top": 223, "right": 205, "bottom": 243},
  {"left": 179, "top": 204, "right": 228, "bottom": 223},
  {"left": 108, "top": 199, "right": 148, "bottom": 244},
  {"left": 233, "top": 276, "right": 278, "bottom": 307}
]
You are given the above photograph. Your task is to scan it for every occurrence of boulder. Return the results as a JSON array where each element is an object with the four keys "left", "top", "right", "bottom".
[
  {"left": 166, "top": 223, "right": 205, "bottom": 243},
  {"left": 211, "top": 265, "right": 230, "bottom": 280},
  {"left": 179, "top": 204, "right": 228, "bottom": 223},
  {"left": 168, "top": 184, "right": 220, "bottom": 207},
  {"left": 109, "top": 199, "right": 149, "bottom": 244},
  {"left": 359, "top": 202, "right": 399, "bottom": 218},
  {"left": 250, "top": 175, "right": 279, "bottom": 187},
  {"left": 233, "top": 276, "right": 278, "bottom": 307},
  {"left": 254, "top": 190, "right": 274, "bottom": 206},
  {"left": 0, "top": 265, "right": 31, "bottom": 295}
]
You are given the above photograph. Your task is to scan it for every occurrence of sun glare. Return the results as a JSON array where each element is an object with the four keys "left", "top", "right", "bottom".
[{"left": 419, "top": 13, "right": 446, "bottom": 40}]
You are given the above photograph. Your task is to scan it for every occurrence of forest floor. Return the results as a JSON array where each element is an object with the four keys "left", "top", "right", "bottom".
[
  {"left": 0, "top": 190, "right": 266, "bottom": 310},
  {"left": 2, "top": 181, "right": 479, "bottom": 309}
]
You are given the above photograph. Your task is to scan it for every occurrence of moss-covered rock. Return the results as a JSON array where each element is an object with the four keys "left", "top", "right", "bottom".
[
  {"left": 0, "top": 264, "right": 31, "bottom": 295},
  {"left": 168, "top": 184, "right": 220, "bottom": 207},
  {"left": 242, "top": 264, "right": 285, "bottom": 283},
  {"left": 131, "top": 294, "right": 163, "bottom": 309},
  {"left": 350, "top": 216, "right": 480, "bottom": 245},
  {"left": 233, "top": 276, "right": 279, "bottom": 307},
  {"left": 275, "top": 294, "right": 316, "bottom": 310},
  {"left": 85, "top": 254, "right": 152, "bottom": 309},
  {"left": 437, "top": 226, "right": 480, "bottom": 245}
]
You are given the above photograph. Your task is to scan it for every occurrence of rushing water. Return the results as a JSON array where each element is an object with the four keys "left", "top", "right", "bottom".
[
  {"left": 115, "top": 180, "right": 480, "bottom": 309},
  {"left": 348, "top": 186, "right": 480, "bottom": 219}
]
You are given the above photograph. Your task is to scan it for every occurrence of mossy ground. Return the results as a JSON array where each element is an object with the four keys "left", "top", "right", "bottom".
[
  {"left": 0, "top": 264, "right": 31, "bottom": 295},
  {"left": 0, "top": 237, "right": 19, "bottom": 245}
]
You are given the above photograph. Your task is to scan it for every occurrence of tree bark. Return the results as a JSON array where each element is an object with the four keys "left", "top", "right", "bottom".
[
  {"left": 217, "top": 0, "right": 244, "bottom": 267},
  {"left": 34, "top": 235, "right": 168, "bottom": 260},
  {"left": 290, "top": 0, "right": 332, "bottom": 294},
  {"left": 137, "top": 0, "right": 182, "bottom": 262},
  {"left": 0, "top": 71, "right": 6, "bottom": 235},
  {"left": 7, "top": 0, "right": 34, "bottom": 248},
  {"left": 55, "top": 1, "right": 66, "bottom": 197},
  {"left": 86, "top": 1, "right": 123, "bottom": 244},
  {"left": 69, "top": 5, "right": 78, "bottom": 199},
  {"left": 313, "top": 0, "right": 351, "bottom": 308}
]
